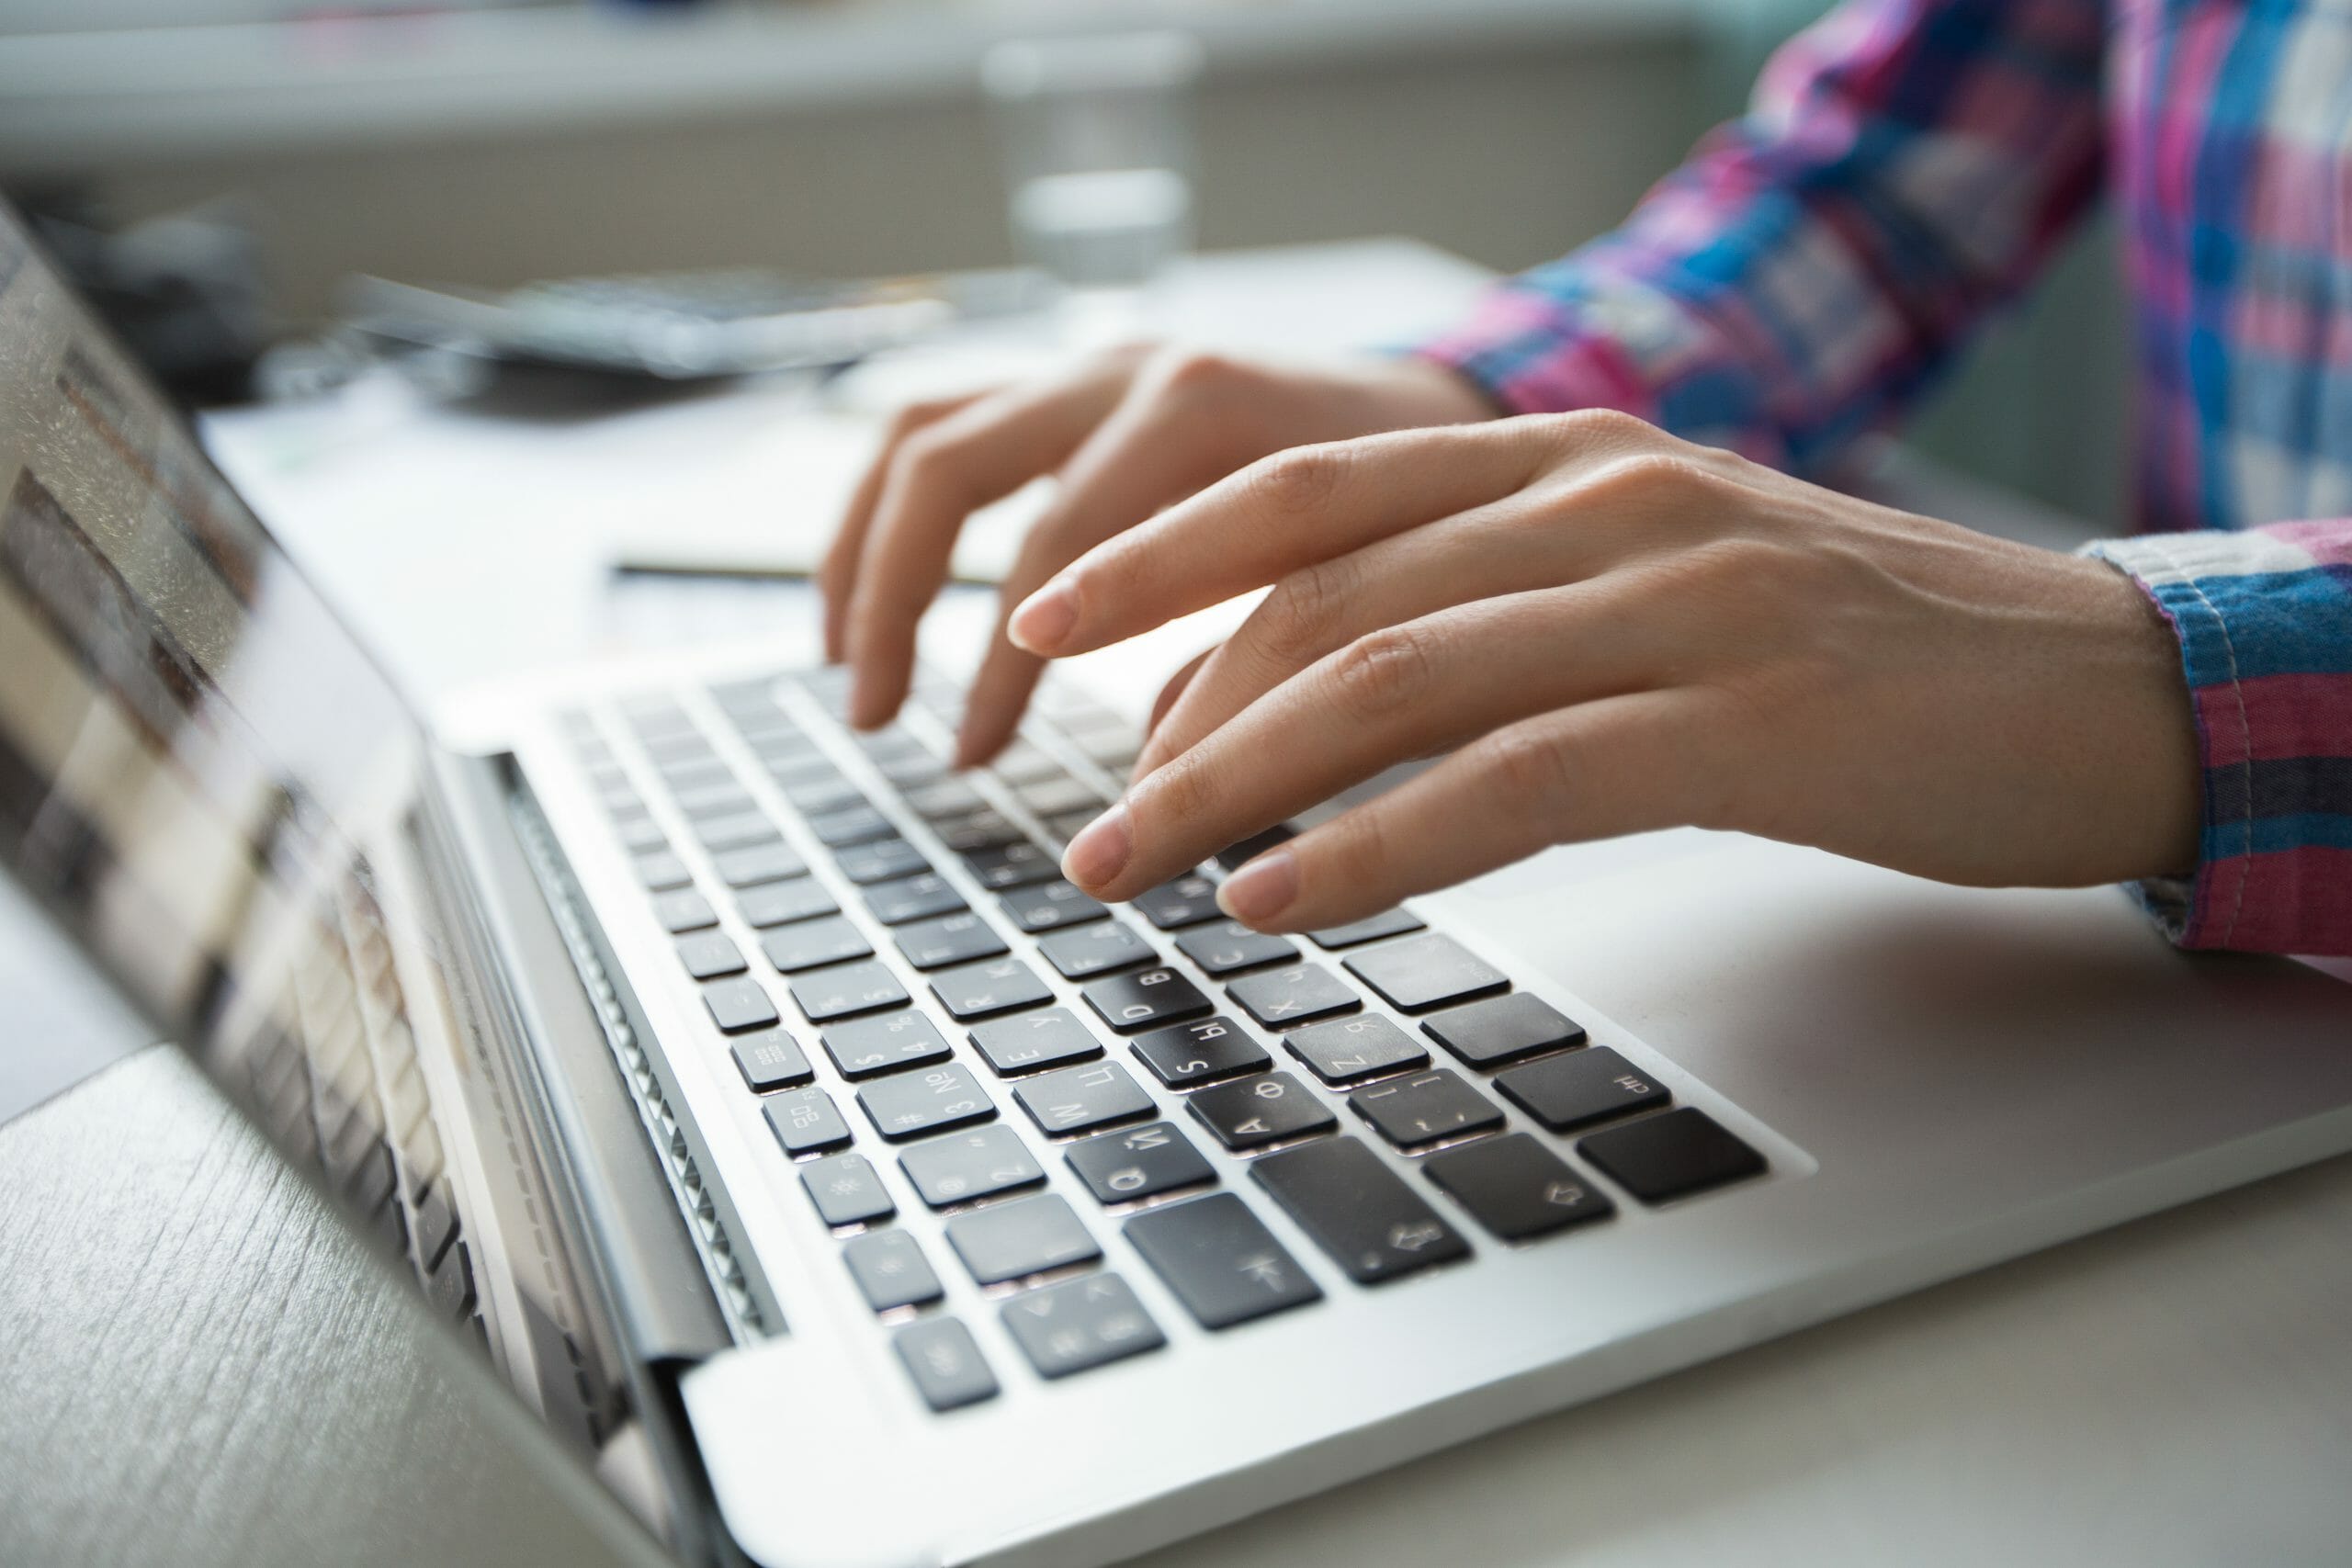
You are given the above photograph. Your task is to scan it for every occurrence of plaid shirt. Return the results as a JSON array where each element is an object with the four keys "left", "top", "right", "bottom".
[{"left": 1419, "top": 0, "right": 2352, "bottom": 956}]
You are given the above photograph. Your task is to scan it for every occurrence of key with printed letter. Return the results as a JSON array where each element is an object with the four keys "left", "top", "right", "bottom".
[
  {"left": 1350, "top": 1069, "right": 1506, "bottom": 1148},
  {"left": 800, "top": 1151, "right": 895, "bottom": 1226},
  {"left": 1081, "top": 968, "right": 1213, "bottom": 1033},
  {"left": 1001, "top": 1273, "right": 1165, "bottom": 1378},
  {"left": 1187, "top": 1072, "right": 1336, "bottom": 1152},
  {"left": 1227, "top": 964, "right": 1362, "bottom": 1030},
  {"left": 1012, "top": 1059, "right": 1156, "bottom": 1137},
  {"left": 1129, "top": 1015, "right": 1271, "bottom": 1089},
  {"left": 1494, "top": 1046, "right": 1668, "bottom": 1133},
  {"left": 893, "top": 911, "right": 1010, "bottom": 971},
  {"left": 894, "top": 1316, "right": 995, "bottom": 1410},
  {"left": 1283, "top": 1014, "right": 1428, "bottom": 1086},
  {"left": 1131, "top": 874, "right": 1222, "bottom": 930},
  {"left": 929, "top": 955, "right": 1054, "bottom": 1021},
  {"left": 1036, "top": 919, "right": 1157, "bottom": 980},
  {"left": 763, "top": 1086, "right": 854, "bottom": 1156},
  {"left": 1065, "top": 1121, "right": 1216, "bottom": 1204},
  {"left": 1252, "top": 1135, "right": 1470, "bottom": 1283},
  {"left": 1173, "top": 920, "right": 1299, "bottom": 977},
  {"left": 967, "top": 1008, "right": 1104, "bottom": 1077}
]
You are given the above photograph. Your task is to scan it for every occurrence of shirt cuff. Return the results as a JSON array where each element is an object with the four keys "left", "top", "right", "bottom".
[{"left": 2082, "top": 527, "right": 2352, "bottom": 955}]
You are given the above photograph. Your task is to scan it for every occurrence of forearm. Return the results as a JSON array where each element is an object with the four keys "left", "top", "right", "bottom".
[
  {"left": 1418, "top": 0, "right": 2107, "bottom": 474},
  {"left": 2086, "top": 523, "right": 2352, "bottom": 955}
]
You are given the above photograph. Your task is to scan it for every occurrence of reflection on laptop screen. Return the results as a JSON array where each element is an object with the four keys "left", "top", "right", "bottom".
[{"left": 0, "top": 200, "right": 434, "bottom": 1181}]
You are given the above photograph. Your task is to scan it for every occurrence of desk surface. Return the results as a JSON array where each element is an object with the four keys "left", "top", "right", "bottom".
[{"left": 9, "top": 242, "right": 2352, "bottom": 1567}]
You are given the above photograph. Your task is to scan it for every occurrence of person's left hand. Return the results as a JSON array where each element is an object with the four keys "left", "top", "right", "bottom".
[{"left": 1002, "top": 410, "right": 2203, "bottom": 931}]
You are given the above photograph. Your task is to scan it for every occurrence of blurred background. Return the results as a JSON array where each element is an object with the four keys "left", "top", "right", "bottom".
[{"left": 0, "top": 0, "right": 2128, "bottom": 524}]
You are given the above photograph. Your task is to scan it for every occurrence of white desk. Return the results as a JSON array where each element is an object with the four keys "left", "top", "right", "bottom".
[{"left": 8, "top": 240, "right": 2350, "bottom": 1568}]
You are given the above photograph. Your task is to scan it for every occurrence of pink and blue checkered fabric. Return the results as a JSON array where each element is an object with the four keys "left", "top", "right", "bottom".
[{"left": 1418, "top": 0, "right": 2352, "bottom": 955}]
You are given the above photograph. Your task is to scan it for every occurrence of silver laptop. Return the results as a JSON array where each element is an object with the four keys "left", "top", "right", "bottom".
[{"left": 7, "top": 197, "right": 2352, "bottom": 1568}]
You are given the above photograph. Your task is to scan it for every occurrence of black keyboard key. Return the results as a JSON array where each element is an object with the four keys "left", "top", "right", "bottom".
[
  {"left": 998, "top": 879, "right": 1109, "bottom": 932},
  {"left": 1001, "top": 1273, "right": 1165, "bottom": 1379},
  {"left": 851, "top": 1231, "right": 946, "bottom": 1314},
  {"left": 1013, "top": 1059, "right": 1156, "bottom": 1137},
  {"left": 1130, "top": 1015, "right": 1272, "bottom": 1088},
  {"left": 1081, "top": 967, "right": 1213, "bottom": 1033},
  {"left": 1578, "top": 1108, "right": 1765, "bottom": 1202},
  {"left": 835, "top": 837, "right": 929, "bottom": 885},
  {"left": 1065, "top": 1121, "right": 1216, "bottom": 1204},
  {"left": 820, "top": 1011, "right": 952, "bottom": 1079},
  {"left": 1227, "top": 964, "right": 1361, "bottom": 1029},
  {"left": 1173, "top": 920, "right": 1299, "bottom": 976},
  {"left": 787, "top": 960, "right": 910, "bottom": 1022},
  {"left": 1306, "top": 908, "right": 1426, "bottom": 950},
  {"left": 895, "top": 1317, "right": 996, "bottom": 1410},
  {"left": 963, "top": 840, "right": 1061, "bottom": 890},
  {"left": 614, "top": 815, "right": 669, "bottom": 854},
  {"left": 635, "top": 850, "right": 692, "bottom": 892},
  {"left": 651, "top": 889, "right": 718, "bottom": 933},
  {"left": 731, "top": 1031, "right": 814, "bottom": 1092},
  {"left": 1422, "top": 993, "right": 1587, "bottom": 1068},
  {"left": 863, "top": 872, "right": 966, "bottom": 926},
  {"left": 693, "top": 809, "right": 782, "bottom": 852},
  {"left": 1044, "top": 807, "right": 1105, "bottom": 843},
  {"left": 800, "top": 1151, "right": 895, "bottom": 1226},
  {"left": 857, "top": 1063, "right": 996, "bottom": 1141},
  {"left": 1351, "top": 1069, "right": 1505, "bottom": 1149},
  {"left": 1494, "top": 1046, "right": 1668, "bottom": 1133},
  {"left": 1124, "top": 1193, "right": 1322, "bottom": 1328},
  {"left": 713, "top": 841, "right": 808, "bottom": 889},
  {"left": 944, "top": 1193, "right": 1101, "bottom": 1285},
  {"left": 428, "top": 1239, "right": 477, "bottom": 1322},
  {"left": 1283, "top": 1014, "right": 1429, "bottom": 1086},
  {"left": 702, "top": 977, "right": 779, "bottom": 1034},
  {"left": 934, "top": 809, "right": 1023, "bottom": 854},
  {"left": 968, "top": 1007, "right": 1104, "bottom": 1077},
  {"left": 760, "top": 915, "right": 874, "bottom": 974},
  {"left": 1251, "top": 1136, "right": 1469, "bottom": 1283},
  {"left": 898, "top": 1124, "right": 1045, "bottom": 1208},
  {"left": 809, "top": 803, "right": 896, "bottom": 848},
  {"left": 894, "top": 910, "right": 1011, "bottom": 971},
  {"left": 736, "top": 876, "right": 839, "bottom": 928},
  {"left": 676, "top": 931, "right": 747, "bottom": 980},
  {"left": 763, "top": 1086, "right": 853, "bottom": 1156},
  {"left": 1131, "top": 874, "right": 1222, "bottom": 930},
  {"left": 1214, "top": 823, "right": 1296, "bottom": 872},
  {"left": 929, "top": 955, "right": 1053, "bottom": 1021},
  {"left": 1036, "top": 919, "right": 1157, "bottom": 980},
  {"left": 1421, "top": 1133, "right": 1615, "bottom": 1239},
  {"left": 1341, "top": 932, "right": 1508, "bottom": 1012},
  {"left": 1188, "top": 1072, "right": 1336, "bottom": 1152}
]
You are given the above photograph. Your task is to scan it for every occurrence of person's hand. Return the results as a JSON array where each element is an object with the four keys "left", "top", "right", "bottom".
[
  {"left": 1001, "top": 410, "right": 2202, "bottom": 931},
  {"left": 819, "top": 344, "right": 1493, "bottom": 762}
]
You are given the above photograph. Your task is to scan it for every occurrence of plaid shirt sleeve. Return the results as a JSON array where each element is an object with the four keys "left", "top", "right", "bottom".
[
  {"left": 2086, "top": 526, "right": 2352, "bottom": 956},
  {"left": 1415, "top": 0, "right": 2108, "bottom": 475}
]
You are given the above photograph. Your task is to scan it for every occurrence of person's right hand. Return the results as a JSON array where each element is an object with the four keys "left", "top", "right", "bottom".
[{"left": 819, "top": 343, "right": 1495, "bottom": 764}]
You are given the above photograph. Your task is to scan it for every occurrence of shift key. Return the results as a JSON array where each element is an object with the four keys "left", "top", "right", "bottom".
[{"left": 1250, "top": 1135, "right": 1468, "bottom": 1283}]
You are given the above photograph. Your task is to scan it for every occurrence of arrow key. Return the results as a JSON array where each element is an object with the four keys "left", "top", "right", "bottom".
[{"left": 1420, "top": 1133, "right": 1616, "bottom": 1240}]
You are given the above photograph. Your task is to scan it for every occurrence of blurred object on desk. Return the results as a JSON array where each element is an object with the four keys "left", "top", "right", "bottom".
[{"left": 985, "top": 29, "right": 1204, "bottom": 344}]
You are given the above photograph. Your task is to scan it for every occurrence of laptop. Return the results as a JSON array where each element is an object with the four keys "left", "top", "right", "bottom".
[{"left": 7, "top": 195, "right": 2352, "bottom": 1568}]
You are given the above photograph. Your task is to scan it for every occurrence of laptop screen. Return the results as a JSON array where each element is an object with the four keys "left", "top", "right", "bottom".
[{"left": 0, "top": 200, "right": 427, "bottom": 1088}]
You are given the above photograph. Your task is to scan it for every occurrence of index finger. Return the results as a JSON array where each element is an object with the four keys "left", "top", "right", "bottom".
[{"left": 1005, "top": 416, "right": 1572, "bottom": 660}]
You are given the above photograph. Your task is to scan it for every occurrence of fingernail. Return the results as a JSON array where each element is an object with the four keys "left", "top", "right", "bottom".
[
  {"left": 1009, "top": 579, "right": 1079, "bottom": 654},
  {"left": 1062, "top": 803, "right": 1131, "bottom": 889},
  {"left": 1217, "top": 848, "right": 1298, "bottom": 924}
]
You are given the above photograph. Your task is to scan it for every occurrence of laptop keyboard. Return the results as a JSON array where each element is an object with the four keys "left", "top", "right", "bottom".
[{"left": 560, "top": 666, "right": 1770, "bottom": 1411}]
